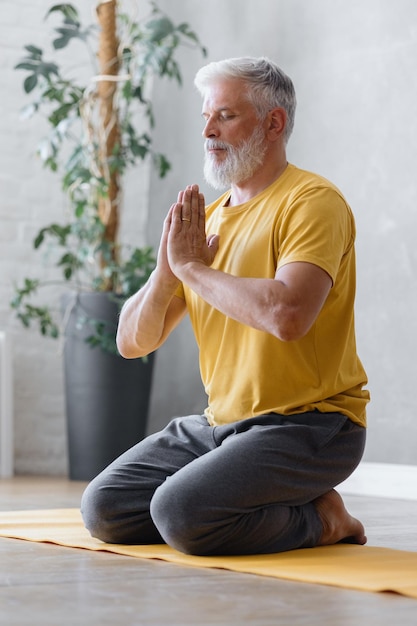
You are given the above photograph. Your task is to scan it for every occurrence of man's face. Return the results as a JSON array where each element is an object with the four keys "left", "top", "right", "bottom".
[{"left": 201, "top": 79, "right": 267, "bottom": 189}]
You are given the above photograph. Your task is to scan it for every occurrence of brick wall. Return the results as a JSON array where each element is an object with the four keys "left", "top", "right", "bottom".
[
  {"left": 0, "top": 0, "right": 151, "bottom": 474},
  {"left": 1, "top": 1, "right": 63, "bottom": 473}
]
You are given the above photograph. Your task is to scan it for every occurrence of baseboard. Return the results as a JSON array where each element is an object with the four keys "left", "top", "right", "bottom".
[{"left": 339, "top": 462, "right": 417, "bottom": 501}]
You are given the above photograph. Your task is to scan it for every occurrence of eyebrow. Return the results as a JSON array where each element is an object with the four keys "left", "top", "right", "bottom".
[{"left": 201, "top": 107, "right": 236, "bottom": 118}]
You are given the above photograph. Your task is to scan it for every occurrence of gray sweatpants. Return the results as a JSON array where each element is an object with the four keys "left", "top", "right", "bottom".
[{"left": 81, "top": 411, "right": 365, "bottom": 556}]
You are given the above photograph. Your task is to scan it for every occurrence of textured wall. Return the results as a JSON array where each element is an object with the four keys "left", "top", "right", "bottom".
[
  {"left": 148, "top": 0, "right": 417, "bottom": 464},
  {"left": 1, "top": 0, "right": 65, "bottom": 473},
  {"left": 1, "top": 0, "right": 416, "bottom": 474},
  {"left": 0, "top": 0, "right": 151, "bottom": 474}
]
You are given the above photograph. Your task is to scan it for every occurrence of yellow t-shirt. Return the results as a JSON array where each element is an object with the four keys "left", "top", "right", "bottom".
[{"left": 178, "top": 164, "right": 369, "bottom": 427}]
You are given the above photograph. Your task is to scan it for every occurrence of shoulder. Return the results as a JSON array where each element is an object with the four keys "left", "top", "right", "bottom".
[
  {"left": 284, "top": 164, "right": 350, "bottom": 206},
  {"left": 279, "top": 164, "right": 354, "bottom": 227}
]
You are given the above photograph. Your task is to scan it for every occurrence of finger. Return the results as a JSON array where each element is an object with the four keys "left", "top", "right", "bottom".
[
  {"left": 188, "top": 185, "right": 201, "bottom": 222},
  {"left": 207, "top": 234, "right": 220, "bottom": 263},
  {"left": 198, "top": 192, "right": 205, "bottom": 228},
  {"left": 167, "top": 202, "right": 178, "bottom": 222},
  {"left": 190, "top": 184, "right": 200, "bottom": 210},
  {"left": 163, "top": 204, "right": 174, "bottom": 229},
  {"left": 181, "top": 188, "right": 192, "bottom": 223},
  {"left": 171, "top": 201, "right": 185, "bottom": 227},
  {"left": 207, "top": 233, "right": 220, "bottom": 249}
]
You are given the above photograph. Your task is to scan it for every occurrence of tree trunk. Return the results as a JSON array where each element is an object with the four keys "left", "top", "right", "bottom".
[{"left": 96, "top": 0, "right": 120, "bottom": 284}]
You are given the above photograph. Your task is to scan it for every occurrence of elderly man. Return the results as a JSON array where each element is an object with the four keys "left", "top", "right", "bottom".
[{"left": 81, "top": 57, "right": 369, "bottom": 556}]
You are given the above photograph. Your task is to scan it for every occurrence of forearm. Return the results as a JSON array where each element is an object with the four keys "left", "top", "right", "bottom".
[
  {"left": 165, "top": 185, "right": 331, "bottom": 341},
  {"left": 177, "top": 261, "right": 295, "bottom": 340},
  {"left": 178, "top": 258, "right": 332, "bottom": 341},
  {"left": 116, "top": 269, "right": 182, "bottom": 358}
]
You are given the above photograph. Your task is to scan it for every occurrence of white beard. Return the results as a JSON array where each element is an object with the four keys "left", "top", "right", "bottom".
[{"left": 203, "top": 124, "right": 267, "bottom": 190}]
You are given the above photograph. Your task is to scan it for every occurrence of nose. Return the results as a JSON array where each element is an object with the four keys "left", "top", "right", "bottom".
[{"left": 202, "top": 116, "right": 219, "bottom": 139}]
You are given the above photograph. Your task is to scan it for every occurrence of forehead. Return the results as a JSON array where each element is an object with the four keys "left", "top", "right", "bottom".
[{"left": 201, "top": 78, "right": 253, "bottom": 112}]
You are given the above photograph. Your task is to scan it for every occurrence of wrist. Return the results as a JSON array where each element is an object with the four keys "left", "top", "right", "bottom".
[
  {"left": 151, "top": 267, "right": 181, "bottom": 293},
  {"left": 174, "top": 259, "right": 208, "bottom": 285}
]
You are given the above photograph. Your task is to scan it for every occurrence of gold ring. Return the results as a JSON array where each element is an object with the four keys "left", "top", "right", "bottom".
[{"left": 181, "top": 218, "right": 191, "bottom": 222}]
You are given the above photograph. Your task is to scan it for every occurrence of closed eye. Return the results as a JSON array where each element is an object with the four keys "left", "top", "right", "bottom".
[{"left": 201, "top": 109, "right": 238, "bottom": 123}]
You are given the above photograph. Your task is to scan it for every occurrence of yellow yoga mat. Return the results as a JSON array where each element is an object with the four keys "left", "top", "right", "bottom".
[{"left": 0, "top": 508, "right": 416, "bottom": 599}]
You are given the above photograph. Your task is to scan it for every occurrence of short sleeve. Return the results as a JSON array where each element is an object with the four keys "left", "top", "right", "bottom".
[{"left": 276, "top": 186, "right": 355, "bottom": 283}]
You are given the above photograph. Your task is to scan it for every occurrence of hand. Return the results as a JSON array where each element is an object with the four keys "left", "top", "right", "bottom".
[
  {"left": 154, "top": 204, "right": 181, "bottom": 287},
  {"left": 167, "top": 185, "right": 219, "bottom": 279}
]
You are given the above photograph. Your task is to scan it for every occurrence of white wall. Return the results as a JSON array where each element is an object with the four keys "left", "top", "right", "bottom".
[
  {"left": 0, "top": 0, "right": 151, "bottom": 474},
  {"left": 1, "top": 0, "right": 416, "bottom": 474},
  {"left": 148, "top": 0, "right": 417, "bottom": 464}
]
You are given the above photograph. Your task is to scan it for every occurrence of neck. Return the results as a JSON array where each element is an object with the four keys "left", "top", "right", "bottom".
[{"left": 228, "top": 153, "right": 288, "bottom": 207}]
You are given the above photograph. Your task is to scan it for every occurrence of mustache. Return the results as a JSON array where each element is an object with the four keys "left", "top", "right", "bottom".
[{"left": 204, "top": 139, "right": 231, "bottom": 152}]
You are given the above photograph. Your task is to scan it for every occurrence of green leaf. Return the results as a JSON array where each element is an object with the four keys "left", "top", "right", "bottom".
[
  {"left": 74, "top": 202, "right": 85, "bottom": 218},
  {"left": 15, "top": 61, "right": 39, "bottom": 71},
  {"left": 122, "top": 79, "right": 132, "bottom": 100},
  {"left": 153, "top": 153, "right": 171, "bottom": 178},
  {"left": 17, "top": 312, "right": 31, "bottom": 328},
  {"left": 44, "top": 157, "right": 58, "bottom": 172},
  {"left": 33, "top": 229, "right": 46, "bottom": 248},
  {"left": 53, "top": 35, "right": 71, "bottom": 50},
  {"left": 132, "top": 85, "right": 146, "bottom": 104},
  {"left": 49, "top": 325, "right": 59, "bottom": 339},
  {"left": 177, "top": 23, "right": 207, "bottom": 56},
  {"left": 37, "top": 61, "right": 59, "bottom": 78},
  {"left": 130, "top": 141, "right": 149, "bottom": 159},
  {"left": 24, "top": 44, "right": 43, "bottom": 57},
  {"left": 63, "top": 266, "right": 73, "bottom": 280},
  {"left": 45, "top": 4, "right": 79, "bottom": 24},
  {"left": 34, "top": 223, "right": 71, "bottom": 248},
  {"left": 10, "top": 278, "right": 40, "bottom": 310},
  {"left": 50, "top": 223, "right": 71, "bottom": 244},
  {"left": 145, "top": 16, "right": 175, "bottom": 42},
  {"left": 23, "top": 74, "right": 38, "bottom": 93},
  {"left": 49, "top": 102, "right": 76, "bottom": 126}
]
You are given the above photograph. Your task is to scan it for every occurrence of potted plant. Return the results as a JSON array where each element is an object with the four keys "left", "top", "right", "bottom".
[{"left": 11, "top": 1, "right": 206, "bottom": 480}]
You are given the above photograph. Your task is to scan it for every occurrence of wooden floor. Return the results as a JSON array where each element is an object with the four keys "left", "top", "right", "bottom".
[{"left": 0, "top": 477, "right": 416, "bottom": 625}]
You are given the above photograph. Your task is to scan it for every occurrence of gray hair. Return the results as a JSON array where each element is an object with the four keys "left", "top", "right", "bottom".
[{"left": 194, "top": 57, "right": 296, "bottom": 143}]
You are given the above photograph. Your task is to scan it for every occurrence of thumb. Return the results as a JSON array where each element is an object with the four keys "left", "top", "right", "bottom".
[{"left": 207, "top": 234, "right": 220, "bottom": 258}]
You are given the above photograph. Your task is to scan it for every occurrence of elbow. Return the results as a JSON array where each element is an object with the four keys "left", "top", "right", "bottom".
[
  {"left": 117, "top": 343, "right": 149, "bottom": 360},
  {"left": 116, "top": 323, "right": 161, "bottom": 359},
  {"left": 116, "top": 330, "right": 146, "bottom": 359},
  {"left": 117, "top": 345, "right": 138, "bottom": 359},
  {"left": 270, "top": 306, "right": 312, "bottom": 342},
  {"left": 116, "top": 340, "right": 137, "bottom": 360},
  {"left": 276, "top": 326, "right": 307, "bottom": 343}
]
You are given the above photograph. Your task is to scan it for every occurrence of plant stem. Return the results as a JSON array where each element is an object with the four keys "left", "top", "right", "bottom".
[{"left": 96, "top": 0, "right": 120, "bottom": 288}]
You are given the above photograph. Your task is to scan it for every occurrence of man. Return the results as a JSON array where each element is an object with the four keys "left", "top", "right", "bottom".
[{"left": 81, "top": 57, "right": 370, "bottom": 556}]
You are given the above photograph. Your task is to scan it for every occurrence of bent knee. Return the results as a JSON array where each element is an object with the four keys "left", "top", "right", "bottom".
[
  {"left": 80, "top": 481, "right": 122, "bottom": 544},
  {"left": 150, "top": 482, "right": 216, "bottom": 556}
]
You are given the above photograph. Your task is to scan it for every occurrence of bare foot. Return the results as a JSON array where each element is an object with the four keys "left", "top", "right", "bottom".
[{"left": 313, "top": 489, "right": 367, "bottom": 546}]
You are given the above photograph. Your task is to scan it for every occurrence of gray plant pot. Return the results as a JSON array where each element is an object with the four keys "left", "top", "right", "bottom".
[{"left": 61, "top": 292, "right": 154, "bottom": 481}]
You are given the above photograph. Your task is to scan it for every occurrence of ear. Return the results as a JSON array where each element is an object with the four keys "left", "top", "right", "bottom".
[{"left": 266, "top": 107, "right": 286, "bottom": 141}]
